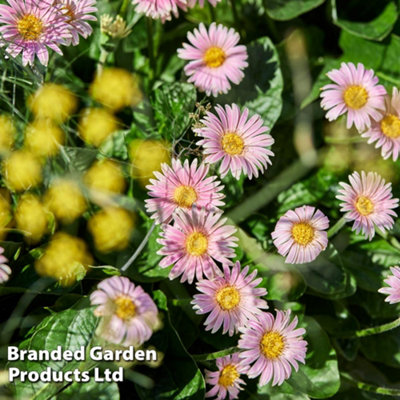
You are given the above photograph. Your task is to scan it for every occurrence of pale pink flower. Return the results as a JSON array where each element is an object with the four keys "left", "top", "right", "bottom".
[
  {"left": 320, "top": 62, "right": 386, "bottom": 132},
  {"left": 337, "top": 171, "right": 399, "bottom": 240},
  {"left": 131, "top": 0, "right": 187, "bottom": 22},
  {"left": 0, "top": 0, "right": 70, "bottom": 66},
  {"left": 145, "top": 158, "right": 225, "bottom": 224},
  {"left": 192, "top": 262, "right": 268, "bottom": 336},
  {"left": 157, "top": 208, "right": 238, "bottom": 284},
  {"left": 195, "top": 104, "right": 274, "bottom": 179},
  {"left": 0, "top": 247, "right": 11, "bottom": 283},
  {"left": 362, "top": 87, "right": 400, "bottom": 161},
  {"left": 205, "top": 353, "right": 249, "bottom": 400},
  {"left": 378, "top": 266, "right": 400, "bottom": 304},
  {"left": 238, "top": 310, "right": 307, "bottom": 387},
  {"left": 271, "top": 205, "right": 329, "bottom": 264},
  {"left": 177, "top": 23, "right": 248, "bottom": 97},
  {"left": 90, "top": 276, "right": 159, "bottom": 347},
  {"left": 45, "top": 0, "right": 97, "bottom": 45}
]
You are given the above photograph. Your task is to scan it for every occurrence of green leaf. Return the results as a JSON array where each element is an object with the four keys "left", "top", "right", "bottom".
[
  {"left": 9, "top": 300, "right": 98, "bottom": 400},
  {"left": 216, "top": 37, "right": 283, "bottom": 129},
  {"left": 56, "top": 379, "right": 119, "bottom": 400},
  {"left": 136, "top": 291, "right": 205, "bottom": 400},
  {"left": 152, "top": 82, "right": 197, "bottom": 141},
  {"left": 264, "top": 0, "right": 325, "bottom": 21},
  {"left": 297, "top": 245, "right": 357, "bottom": 299},
  {"left": 332, "top": 0, "right": 398, "bottom": 41}
]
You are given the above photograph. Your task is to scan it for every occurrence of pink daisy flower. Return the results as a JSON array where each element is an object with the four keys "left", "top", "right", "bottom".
[
  {"left": 157, "top": 208, "right": 238, "bottom": 284},
  {"left": 0, "top": 0, "right": 70, "bottom": 66},
  {"left": 337, "top": 171, "right": 399, "bottom": 240},
  {"left": 177, "top": 23, "right": 248, "bottom": 97},
  {"left": 90, "top": 276, "right": 159, "bottom": 347},
  {"left": 205, "top": 353, "right": 249, "bottom": 400},
  {"left": 195, "top": 104, "right": 274, "bottom": 180},
  {"left": 271, "top": 205, "right": 329, "bottom": 264},
  {"left": 320, "top": 62, "right": 386, "bottom": 132},
  {"left": 131, "top": 0, "right": 187, "bottom": 22},
  {"left": 44, "top": 0, "right": 97, "bottom": 46},
  {"left": 362, "top": 87, "right": 400, "bottom": 161},
  {"left": 192, "top": 262, "right": 268, "bottom": 336},
  {"left": 0, "top": 247, "right": 11, "bottom": 283},
  {"left": 378, "top": 266, "right": 400, "bottom": 304},
  {"left": 145, "top": 158, "right": 225, "bottom": 224},
  {"left": 238, "top": 310, "right": 307, "bottom": 387}
]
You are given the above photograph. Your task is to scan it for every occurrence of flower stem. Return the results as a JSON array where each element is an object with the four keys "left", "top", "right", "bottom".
[
  {"left": 340, "top": 372, "right": 400, "bottom": 396},
  {"left": 119, "top": 0, "right": 130, "bottom": 15},
  {"left": 146, "top": 18, "right": 156, "bottom": 88},
  {"left": 120, "top": 222, "right": 156, "bottom": 272},
  {"left": 327, "top": 216, "right": 347, "bottom": 238},
  {"left": 353, "top": 316, "right": 400, "bottom": 338},
  {"left": 192, "top": 347, "right": 238, "bottom": 362},
  {"left": 230, "top": 0, "right": 240, "bottom": 31}
]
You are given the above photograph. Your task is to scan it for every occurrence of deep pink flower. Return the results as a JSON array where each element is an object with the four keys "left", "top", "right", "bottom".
[
  {"left": 271, "top": 205, "right": 329, "bottom": 264},
  {"left": 157, "top": 208, "right": 238, "bottom": 283},
  {"left": 0, "top": 0, "right": 70, "bottom": 66},
  {"left": 90, "top": 276, "right": 159, "bottom": 347},
  {"left": 0, "top": 247, "right": 10, "bottom": 283},
  {"left": 195, "top": 104, "right": 274, "bottom": 179},
  {"left": 178, "top": 23, "right": 248, "bottom": 97},
  {"left": 192, "top": 262, "right": 268, "bottom": 336},
  {"left": 378, "top": 266, "right": 400, "bottom": 304},
  {"left": 337, "top": 171, "right": 399, "bottom": 240},
  {"left": 205, "top": 353, "right": 249, "bottom": 400},
  {"left": 320, "top": 62, "right": 386, "bottom": 132},
  {"left": 238, "top": 310, "right": 307, "bottom": 387},
  {"left": 145, "top": 158, "right": 225, "bottom": 224},
  {"left": 362, "top": 87, "right": 400, "bottom": 161}
]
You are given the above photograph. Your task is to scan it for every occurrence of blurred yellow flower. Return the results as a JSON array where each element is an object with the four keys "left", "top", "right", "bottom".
[
  {"left": 0, "top": 115, "right": 15, "bottom": 153},
  {"left": 24, "top": 119, "right": 65, "bottom": 157},
  {"left": 3, "top": 150, "right": 42, "bottom": 192},
  {"left": 88, "top": 207, "right": 135, "bottom": 253},
  {"left": 78, "top": 108, "right": 119, "bottom": 147},
  {"left": 89, "top": 68, "right": 142, "bottom": 111},
  {"left": 15, "top": 194, "right": 50, "bottom": 243},
  {"left": 27, "top": 84, "right": 77, "bottom": 123},
  {"left": 129, "top": 139, "right": 170, "bottom": 186},
  {"left": 35, "top": 232, "right": 93, "bottom": 286},
  {"left": 0, "top": 192, "right": 12, "bottom": 240},
  {"left": 84, "top": 159, "right": 126, "bottom": 195},
  {"left": 44, "top": 180, "right": 87, "bottom": 223}
]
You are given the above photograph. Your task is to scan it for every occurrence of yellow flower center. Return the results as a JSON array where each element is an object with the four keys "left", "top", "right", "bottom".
[
  {"left": 221, "top": 133, "right": 244, "bottom": 156},
  {"left": 215, "top": 286, "right": 240, "bottom": 310},
  {"left": 203, "top": 46, "right": 226, "bottom": 68},
  {"left": 173, "top": 185, "right": 198, "bottom": 208},
  {"left": 355, "top": 195, "right": 374, "bottom": 216},
  {"left": 218, "top": 364, "right": 239, "bottom": 388},
  {"left": 343, "top": 85, "right": 369, "bottom": 110},
  {"left": 17, "top": 14, "right": 43, "bottom": 41},
  {"left": 380, "top": 114, "right": 400, "bottom": 139},
  {"left": 260, "top": 331, "right": 285, "bottom": 359},
  {"left": 291, "top": 222, "right": 315, "bottom": 246},
  {"left": 185, "top": 231, "right": 208, "bottom": 256},
  {"left": 115, "top": 296, "right": 136, "bottom": 320}
]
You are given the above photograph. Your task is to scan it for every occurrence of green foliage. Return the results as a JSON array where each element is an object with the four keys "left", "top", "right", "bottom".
[{"left": 265, "top": 0, "right": 326, "bottom": 21}]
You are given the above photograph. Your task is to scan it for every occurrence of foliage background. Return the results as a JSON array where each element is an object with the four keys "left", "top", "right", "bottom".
[{"left": 1, "top": 0, "right": 400, "bottom": 399}]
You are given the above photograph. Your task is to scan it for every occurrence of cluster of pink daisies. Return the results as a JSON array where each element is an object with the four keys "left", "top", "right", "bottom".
[
  {"left": 321, "top": 61, "right": 400, "bottom": 161},
  {"left": 0, "top": 0, "right": 97, "bottom": 66}
]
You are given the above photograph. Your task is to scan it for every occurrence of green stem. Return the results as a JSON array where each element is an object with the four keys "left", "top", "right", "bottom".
[
  {"left": 327, "top": 216, "right": 347, "bottom": 238},
  {"left": 227, "top": 158, "right": 315, "bottom": 223},
  {"left": 119, "top": 0, "right": 130, "bottom": 15},
  {"left": 230, "top": 0, "right": 240, "bottom": 30},
  {"left": 208, "top": 1, "right": 216, "bottom": 22},
  {"left": 353, "top": 316, "right": 400, "bottom": 338},
  {"left": 146, "top": 18, "right": 155, "bottom": 88},
  {"left": 192, "top": 347, "right": 238, "bottom": 362},
  {"left": 340, "top": 372, "right": 400, "bottom": 396}
]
